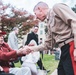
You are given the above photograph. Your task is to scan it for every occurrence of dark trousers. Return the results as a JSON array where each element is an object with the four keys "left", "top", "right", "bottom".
[
  {"left": 37, "top": 57, "right": 46, "bottom": 70},
  {"left": 40, "top": 51, "right": 43, "bottom": 59},
  {"left": 58, "top": 41, "right": 75, "bottom": 75}
]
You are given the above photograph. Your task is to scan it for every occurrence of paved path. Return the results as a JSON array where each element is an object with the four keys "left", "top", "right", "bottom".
[{"left": 51, "top": 69, "right": 57, "bottom": 75}]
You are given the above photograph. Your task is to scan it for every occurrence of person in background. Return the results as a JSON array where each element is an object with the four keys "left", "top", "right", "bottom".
[
  {"left": 8, "top": 27, "right": 19, "bottom": 50},
  {"left": 8, "top": 27, "right": 22, "bottom": 66},
  {"left": 0, "top": 30, "right": 31, "bottom": 75},
  {"left": 25, "top": 2, "right": 76, "bottom": 75},
  {"left": 25, "top": 26, "right": 49, "bottom": 72}
]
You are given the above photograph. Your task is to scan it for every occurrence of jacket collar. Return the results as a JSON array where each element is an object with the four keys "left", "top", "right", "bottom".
[{"left": 46, "top": 9, "right": 56, "bottom": 22}]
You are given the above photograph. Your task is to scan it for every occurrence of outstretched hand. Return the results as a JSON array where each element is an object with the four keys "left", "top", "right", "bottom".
[
  {"left": 22, "top": 45, "right": 32, "bottom": 54},
  {"left": 17, "top": 45, "right": 32, "bottom": 55},
  {"left": 17, "top": 45, "right": 34, "bottom": 55}
]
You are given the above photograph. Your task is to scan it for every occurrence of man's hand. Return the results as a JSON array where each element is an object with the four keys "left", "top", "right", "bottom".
[
  {"left": 16, "top": 46, "right": 31, "bottom": 55},
  {"left": 28, "top": 43, "right": 35, "bottom": 46},
  {"left": 73, "top": 49, "right": 76, "bottom": 61},
  {"left": 16, "top": 45, "right": 35, "bottom": 55},
  {"left": 22, "top": 46, "right": 32, "bottom": 54}
]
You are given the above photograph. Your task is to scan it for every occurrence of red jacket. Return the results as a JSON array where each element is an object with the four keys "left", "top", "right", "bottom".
[{"left": 0, "top": 42, "right": 24, "bottom": 73}]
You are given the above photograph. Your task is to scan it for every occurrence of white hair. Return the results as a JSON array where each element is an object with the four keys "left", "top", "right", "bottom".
[{"left": 33, "top": 1, "right": 49, "bottom": 11}]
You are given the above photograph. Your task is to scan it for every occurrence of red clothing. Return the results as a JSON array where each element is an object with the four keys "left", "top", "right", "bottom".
[{"left": 0, "top": 42, "right": 23, "bottom": 73}]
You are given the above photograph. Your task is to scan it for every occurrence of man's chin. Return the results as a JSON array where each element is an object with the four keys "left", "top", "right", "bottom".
[
  {"left": 37, "top": 16, "right": 46, "bottom": 21},
  {"left": 41, "top": 17, "right": 46, "bottom": 21}
]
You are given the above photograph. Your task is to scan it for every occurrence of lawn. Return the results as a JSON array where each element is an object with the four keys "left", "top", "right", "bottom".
[
  {"left": 42, "top": 54, "right": 59, "bottom": 75},
  {"left": 15, "top": 54, "right": 59, "bottom": 75}
]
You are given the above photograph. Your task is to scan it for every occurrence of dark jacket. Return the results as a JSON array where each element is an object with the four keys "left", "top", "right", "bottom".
[{"left": 25, "top": 32, "right": 38, "bottom": 45}]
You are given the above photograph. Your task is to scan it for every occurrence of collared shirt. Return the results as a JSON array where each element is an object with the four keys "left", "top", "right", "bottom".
[{"left": 31, "top": 3, "right": 76, "bottom": 51}]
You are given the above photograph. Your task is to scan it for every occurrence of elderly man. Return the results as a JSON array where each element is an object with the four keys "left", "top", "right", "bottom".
[
  {"left": 8, "top": 27, "right": 22, "bottom": 66},
  {"left": 26, "top": 2, "right": 76, "bottom": 75},
  {"left": 0, "top": 30, "right": 31, "bottom": 75},
  {"left": 8, "top": 27, "right": 19, "bottom": 50}
]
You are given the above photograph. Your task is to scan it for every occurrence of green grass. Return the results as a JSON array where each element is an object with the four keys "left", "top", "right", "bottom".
[
  {"left": 42, "top": 54, "right": 59, "bottom": 75},
  {"left": 15, "top": 54, "right": 59, "bottom": 75}
]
